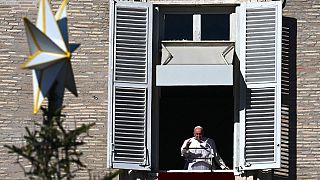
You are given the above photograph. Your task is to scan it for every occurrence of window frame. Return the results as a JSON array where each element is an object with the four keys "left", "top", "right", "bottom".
[{"left": 108, "top": 0, "right": 282, "bottom": 174}]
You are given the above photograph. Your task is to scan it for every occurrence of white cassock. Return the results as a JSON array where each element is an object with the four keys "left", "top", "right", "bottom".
[{"left": 181, "top": 137, "right": 227, "bottom": 170}]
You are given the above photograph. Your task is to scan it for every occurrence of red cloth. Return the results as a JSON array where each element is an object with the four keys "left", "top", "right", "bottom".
[{"left": 158, "top": 172, "right": 235, "bottom": 180}]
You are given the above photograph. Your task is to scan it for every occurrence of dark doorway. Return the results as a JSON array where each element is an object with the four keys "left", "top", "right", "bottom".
[{"left": 159, "top": 86, "right": 234, "bottom": 170}]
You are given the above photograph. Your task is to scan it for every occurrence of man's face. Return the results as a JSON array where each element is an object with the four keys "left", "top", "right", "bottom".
[{"left": 193, "top": 128, "right": 203, "bottom": 141}]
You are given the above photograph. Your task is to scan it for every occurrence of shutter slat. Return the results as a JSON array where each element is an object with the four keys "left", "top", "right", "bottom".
[
  {"left": 115, "top": 127, "right": 145, "bottom": 132},
  {"left": 116, "top": 63, "right": 146, "bottom": 67},
  {"left": 115, "top": 139, "right": 145, "bottom": 144},
  {"left": 116, "top": 152, "right": 145, "bottom": 157},
  {"left": 115, "top": 116, "right": 145, "bottom": 120},
  {"left": 246, "top": 31, "right": 275, "bottom": 36},
  {"left": 247, "top": 122, "right": 274, "bottom": 129},
  {"left": 246, "top": 117, "right": 275, "bottom": 121},
  {"left": 116, "top": 34, "right": 146, "bottom": 40},
  {"left": 246, "top": 23, "right": 277, "bottom": 29},
  {"left": 116, "top": 51, "right": 146, "bottom": 56},
  {"left": 246, "top": 108, "right": 274, "bottom": 111},
  {"left": 115, "top": 75, "right": 146, "bottom": 79},
  {"left": 114, "top": 158, "right": 145, "bottom": 162},
  {"left": 116, "top": 56, "right": 146, "bottom": 61},
  {"left": 116, "top": 67, "right": 146, "bottom": 72},
  {"left": 116, "top": 135, "right": 145, "bottom": 140},
  {"left": 116, "top": 111, "right": 145, "bottom": 115},
  {"left": 246, "top": 133, "right": 275, "bottom": 137},
  {"left": 117, "top": 42, "right": 146, "bottom": 47},
  {"left": 245, "top": 157, "right": 274, "bottom": 162},
  {"left": 246, "top": 35, "right": 276, "bottom": 41},
  {"left": 116, "top": 148, "right": 145, "bottom": 152},
  {"left": 115, "top": 144, "right": 144, "bottom": 148},
  {"left": 116, "top": 19, "right": 147, "bottom": 23},
  {"left": 246, "top": 15, "right": 276, "bottom": 21},
  {"left": 117, "top": 38, "right": 146, "bottom": 43},
  {"left": 246, "top": 136, "right": 274, "bottom": 140},
  {"left": 115, "top": 124, "right": 145, "bottom": 128},
  {"left": 115, "top": 106, "right": 145, "bottom": 110},
  {"left": 117, "top": 28, "right": 146, "bottom": 33},
  {"left": 115, "top": 99, "right": 145, "bottom": 103},
  {"left": 246, "top": 40, "right": 275, "bottom": 45},
  {"left": 246, "top": 43, "right": 275, "bottom": 48},
  {"left": 246, "top": 19, "right": 275, "bottom": 24}
]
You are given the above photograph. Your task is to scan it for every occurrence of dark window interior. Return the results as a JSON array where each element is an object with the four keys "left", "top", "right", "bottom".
[
  {"left": 201, "top": 14, "right": 230, "bottom": 40},
  {"left": 164, "top": 14, "right": 193, "bottom": 40},
  {"left": 159, "top": 86, "right": 234, "bottom": 170}
]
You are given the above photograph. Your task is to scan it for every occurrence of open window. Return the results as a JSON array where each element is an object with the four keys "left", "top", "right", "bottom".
[
  {"left": 157, "top": 5, "right": 236, "bottom": 171},
  {"left": 108, "top": 0, "right": 282, "bottom": 174},
  {"left": 159, "top": 86, "right": 234, "bottom": 170}
]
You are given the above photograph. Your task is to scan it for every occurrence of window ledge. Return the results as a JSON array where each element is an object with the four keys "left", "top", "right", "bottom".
[
  {"left": 163, "top": 170, "right": 234, "bottom": 173},
  {"left": 153, "top": 2, "right": 240, "bottom": 5},
  {"left": 158, "top": 170, "right": 235, "bottom": 180},
  {"left": 162, "top": 40, "right": 235, "bottom": 45},
  {"left": 156, "top": 65, "right": 233, "bottom": 86}
]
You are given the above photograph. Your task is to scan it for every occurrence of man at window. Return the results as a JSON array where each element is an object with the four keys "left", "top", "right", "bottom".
[{"left": 181, "top": 126, "right": 229, "bottom": 170}]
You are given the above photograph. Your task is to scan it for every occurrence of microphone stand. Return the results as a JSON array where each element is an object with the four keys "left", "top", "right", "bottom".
[
  {"left": 198, "top": 140, "right": 214, "bottom": 172},
  {"left": 185, "top": 139, "right": 215, "bottom": 172}
]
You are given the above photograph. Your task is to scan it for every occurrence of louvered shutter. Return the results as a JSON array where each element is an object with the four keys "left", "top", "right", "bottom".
[
  {"left": 237, "top": 1, "right": 282, "bottom": 170},
  {"left": 108, "top": 1, "right": 153, "bottom": 170}
]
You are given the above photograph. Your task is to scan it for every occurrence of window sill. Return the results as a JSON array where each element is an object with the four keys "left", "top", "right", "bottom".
[
  {"left": 156, "top": 65, "right": 233, "bottom": 86},
  {"left": 162, "top": 40, "right": 235, "bottom": 45},
  {"left": 153, "top": 2, "right": 240, "bottom": 5},
  {"left": 157, "top": 170, "right": 235, "bottom": 180},
  {"left": 164, "top": 170, "right": 234, "bottom": 173}
]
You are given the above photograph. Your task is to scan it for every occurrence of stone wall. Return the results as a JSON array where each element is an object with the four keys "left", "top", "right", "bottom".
[
  {"left": 1, "top": 0, "right": 320, "bottom": 179},
  {"left": 149, "top": 0, "right": 271, "bottom": 4},
  {"left": 0, "top": 0, "right": 110, "bottom": 179},
  {"left": 282, "top": 0, "right": 320, "bottom": 179}
]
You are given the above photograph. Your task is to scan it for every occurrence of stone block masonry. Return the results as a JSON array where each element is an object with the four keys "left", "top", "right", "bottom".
[
  {"left": 0, "top": 0, "right": 110, "bottom": 179},
  {"left": 1, "top": 0, "right": 320, "bottom": 179}
]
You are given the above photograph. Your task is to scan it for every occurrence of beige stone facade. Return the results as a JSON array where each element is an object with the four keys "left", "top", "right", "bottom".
[
  {"left": 0, "top": 0, "right": 109, "bottom": 178},
  {"left": 0, "top": 0, "right": 320, "bottom": 179}
]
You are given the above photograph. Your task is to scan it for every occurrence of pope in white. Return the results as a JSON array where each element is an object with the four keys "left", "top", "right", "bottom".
[{"left": 181, "top": 126, "right": 229, "bottom": 170}]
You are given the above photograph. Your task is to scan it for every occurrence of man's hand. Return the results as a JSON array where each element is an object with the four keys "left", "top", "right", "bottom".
[
  {"left": 196, "top": 153, "right": 202, "bottom": 157},
  {"left": 186, "top": 140, "right": 192, "bottom": 148},
  {"left": 222, "top": 166, "right": 230, "bottom": 170}
]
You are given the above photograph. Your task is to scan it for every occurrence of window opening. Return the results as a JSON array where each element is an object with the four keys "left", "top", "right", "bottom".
[
  {"left": 162, "top": 11, "right": 232, "bottom": 41},
  {"left": 201, "top": 14, "right": 230, "bottom": 40},
  {"left": 159, "top": 86, "right": 234, "bottom": 170},
  {"left": 164, "top": 14, "right": 193, "bottom": 40}
]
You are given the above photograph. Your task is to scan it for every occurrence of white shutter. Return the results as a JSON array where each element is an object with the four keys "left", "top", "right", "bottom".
[
  {"left": 108, "top": 0, "right": 153, "bottom": 170},
  {"left": 238, "top": 1, "right": 282, "bottom": 170}
]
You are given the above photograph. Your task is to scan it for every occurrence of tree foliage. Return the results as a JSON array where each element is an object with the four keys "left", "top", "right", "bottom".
[{"left": 4, "top": 108, "right": 95, "bottom": 179}]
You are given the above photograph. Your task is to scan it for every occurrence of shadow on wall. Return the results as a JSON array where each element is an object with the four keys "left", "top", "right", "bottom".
[{"left": 272, "top": 16, "right": 297, "bottom": 180}]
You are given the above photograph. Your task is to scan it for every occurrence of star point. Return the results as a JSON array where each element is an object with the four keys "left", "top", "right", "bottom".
[{"left": 22, "top": 0, "right": 78, "bottom": 114}]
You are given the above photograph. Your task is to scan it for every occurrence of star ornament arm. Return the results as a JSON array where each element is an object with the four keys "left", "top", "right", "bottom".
[{"left": 22, "top": 0, "right": 77, "bottom": 114}]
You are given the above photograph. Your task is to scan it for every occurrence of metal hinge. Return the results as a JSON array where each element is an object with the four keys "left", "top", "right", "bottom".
[
  {"left": 245, "top": 162, "right": 252, "bottom": 167},
  {"left": 140, "top": 147, "right": 150, "bottom": 167},
  {"left": 111, "top": 143, "right": 115, "bottom": 161}
]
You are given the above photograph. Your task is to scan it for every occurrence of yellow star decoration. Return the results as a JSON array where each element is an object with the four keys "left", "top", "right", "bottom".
[{"left": 22, "top": 0, "right": 77, "bottom": 114}]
